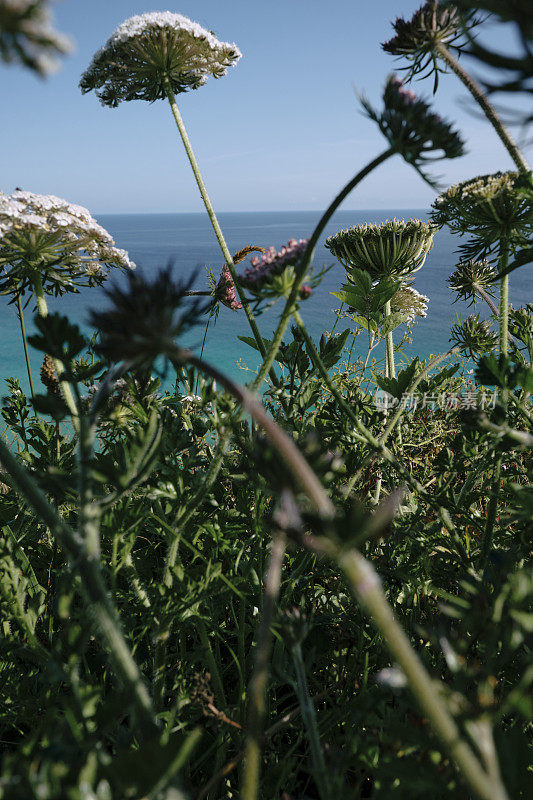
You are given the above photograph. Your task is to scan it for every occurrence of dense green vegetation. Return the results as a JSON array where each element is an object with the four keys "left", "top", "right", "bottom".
[{"left": 0, "top": 2, "right": 531, "bottom": 798}]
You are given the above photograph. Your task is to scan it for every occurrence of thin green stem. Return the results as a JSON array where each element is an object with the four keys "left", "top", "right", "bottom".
[
  {"left": 292, "top": 644, "right": 330, "bottom": 800},
  {"left": 31, "top": 275, "right": 79, "bottom": 427},
  {"left": 384, "top": 300, "right": 396, "bottom": 379},
  {"left": 435, "top": 41, "right": 529, "bottom": 173},
  {"left": 163, "top": 78, "right": 279, "bottom": 386},
  {"left": 177, "top": 345, "right": 506, "bottom": 800},
  {"left": 241, "top": 527, "right": 287, "bottom": 800},
  {"left": 336, "top": 547, "right": 509, "bottom": 800},
  {"left": 0, "top": 436, "right": 158, "bottom": 738},
  {"left": 198, "top": 619, "right": 227, "bottom": 708},
  {"left": 251, "top": 147, "right": 395, "bottom": 391},
  {"left": 499, "top": 266, "right": 510, "bottom": 357},
  {"left": 16, "top": 293, "right": 37, "bottom": 404},
  {"left": 481, "top": 241, "right": 510, "bottom": 570}
]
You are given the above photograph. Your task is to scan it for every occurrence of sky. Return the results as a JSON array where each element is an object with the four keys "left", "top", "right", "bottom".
[{"left": 0, "top": 0, "right": 529, "bottom": 214}]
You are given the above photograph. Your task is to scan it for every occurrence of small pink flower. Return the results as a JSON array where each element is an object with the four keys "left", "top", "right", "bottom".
[
  {"left": 299, "top": 284, "right": 312, "bottom": 299},
  {"left": 216, "top": 263, "right": 242, "bottom": 311}
]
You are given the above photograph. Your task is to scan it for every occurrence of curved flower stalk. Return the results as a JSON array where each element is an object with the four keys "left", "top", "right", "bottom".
[
  {"left": 449, "top": 0, "right": 533, "bottom": 120},
  {"left": 0, "top": 0, "right": 72, "bottom": 75},
  {"left": 87, "top": 266, "right": 509, "bottom": 800},
  {"left": 79, "top": 13, "right": 271, "bottom": 364},
  {"left": 326, "top": 218, "right": 436, "bottom": 377},
  {"left": 432, "top": 171, "right": 533, "bottom": 355},
  {"left": 251, "top": 75, "right": 463, "bottom": 391},
  {"left": 382, "top": 1, "right": 530, "bottom": 172},
  {"left": 0, "top": 189, "right": 135, "bottom": 416}
]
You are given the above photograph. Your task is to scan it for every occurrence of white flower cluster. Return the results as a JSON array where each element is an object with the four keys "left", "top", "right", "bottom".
[
  {"left": 434, "top": 172, "right": 518, "bottom": 207},
  {"left": 391, "top": 284, "right": 429, "bottom": 324},
  {"left": 107, "top": 12, "right": 239, "bottom": 55},
  {"left": 0, "top": 189, "right": 135, "bottom": 272},
  {"left": 0, "top": 0, "right": 72, "bottom": 76},
  {"left": 80, "top": 12, "right": 241, "bottom": 105}
]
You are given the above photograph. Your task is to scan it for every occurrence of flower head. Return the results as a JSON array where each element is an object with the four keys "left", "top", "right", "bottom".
[
  {"left": 382, "top": 1, "right": 475, "bottom": 89},
  {"left": 216, "top": 263, "right": 242, "bottom": 311},
  {"left": 431, "top": 171, "right": 533, "bottom": 260},
  {"left": 80, "top": 12, "right": 241, "bottom": 107},
  {"left": 391, "top": 283, "right": 429, "bottom": 324},
  {"left": 215, "top": 245, "right": 265, "bottom": 311},
  {"left": 0, "top": 0, "right": 72, "bottom": 76},
  {"left": 448, "top": 259, "right": 497, "bottom": 305},
  {"left": 325, "top": 218, "right": 437, "bottom": 280},
  {"left": 90, "top": 268, "right": 210, "bottom": 367},
  {"left": 361, "top": 75, "right": 465, "bottom": 183},
  {"left": 0, "top": 190, "right": 135, "bottom": 299},
  {"left": 239, "top": 239, "right": 309, "bottom": 294},
  {"left": 450, "top": 314, "right": 498, "bottom": 357}
]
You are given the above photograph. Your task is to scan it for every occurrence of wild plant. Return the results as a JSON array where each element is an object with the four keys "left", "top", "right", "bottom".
[{"left": 0, "top": 4, "right": 531, "bottom": 800}]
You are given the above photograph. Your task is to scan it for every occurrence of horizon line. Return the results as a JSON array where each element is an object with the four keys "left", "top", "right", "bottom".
[{"left": 96, "top": 206, "right": 431, "bottom": 216}]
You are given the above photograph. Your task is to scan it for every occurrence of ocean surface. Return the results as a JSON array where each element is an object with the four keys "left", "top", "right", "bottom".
[{"left": 1, "top": 209, "right": 530, "bottom": 393}]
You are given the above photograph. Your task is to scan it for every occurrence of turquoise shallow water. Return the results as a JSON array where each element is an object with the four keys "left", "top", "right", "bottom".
[{"left": 1, "top": 209, "right": 530, "bottom": 392}]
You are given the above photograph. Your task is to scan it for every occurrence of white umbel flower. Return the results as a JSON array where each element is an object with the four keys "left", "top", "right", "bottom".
[
  {"left": 0, "top": 189, "right": 135, "bottom": 298},
  {"left": 391, "top": 284, "right": 429, "bottom": 325},
  {"left": 80, "top": 11, "right": 242, "bottom": 106},
  {"left": 0, "top": 0, "right": 72, "bottom": 76}
]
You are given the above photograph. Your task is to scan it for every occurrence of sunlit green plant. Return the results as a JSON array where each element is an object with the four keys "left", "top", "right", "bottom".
[
  {"left": 326, "top": 218, "right": 436, "bottom": 377},
  {"left": 382, "top": 0, "right": 530, "bottom": 172},
  {"left": 0, "top": 189, "right": 134, "bottom": 411}
]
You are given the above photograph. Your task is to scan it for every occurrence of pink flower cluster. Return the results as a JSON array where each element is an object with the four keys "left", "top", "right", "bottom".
[
  {"left": 217, "top": 263, "right": 242, "bottom": 311},
  {"left": 240, "top": 238, "right": 309, "bottom": 290},
  {"left": 216, "top": 239, "right": 309, "bottom": 311},
  {"left": 390, "top": 75, "right": 417, "bottom": 105}
]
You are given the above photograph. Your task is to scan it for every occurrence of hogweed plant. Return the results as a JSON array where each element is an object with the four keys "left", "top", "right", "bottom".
[
  {"left": 382, "top": 0, "right": 530, "bottom": 172},
  {"left": 326, "top": 218, "right": 436, "bottom": 378},
  {"left": 0, "top": 189, "right": 135, "bottom": 415},
  {"left": 0, "top": 5, "right": 532, "bottom": 800},
  {"left": 79, "top": 13, "right": 274, "bottom": 367}
]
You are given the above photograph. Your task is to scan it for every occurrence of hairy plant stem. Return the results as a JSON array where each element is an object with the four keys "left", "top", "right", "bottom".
[
  {"left": 499, "top": 247, "right": 510, "bottom": 357},
  {"left": 290, "top": 313, "right": 450, "bottom": 522},
  {"left": 16, "top": 293, "right": 36, "bottom": 404},
  {"left": 241, "top": 524, "right": 287, "bottom": 800},
  {"left": 163, "top": 148, "right": 395, "bottom": 590},
  {"left": 31, "top": 274, "right": 79, "bottom": 428},
  {"left": 251, "top": 147, "right": 395, "bottom": 391},
  {"left": 384, "top": 300, "right": 396, "bottom": 379},
  {"left": 175, "top": 347, "right": 507, "bottom": 800},
  {"left": 0, "top": 436, "right": 158, "bottom": 738},
  {"left": 434, "top": 41, "right": 529, "bottom": 173},
  {"left": 335, "top": 547, "right": 509, "bottom": 800},
  {"left": 481, "top": 241, "right": 510, "bottom": 570},
  {"left": 163, "top": 78, "right": 278, "bottom": 386}
]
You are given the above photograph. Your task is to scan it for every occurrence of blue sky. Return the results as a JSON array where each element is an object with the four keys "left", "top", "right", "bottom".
[{"left": 0, "top": 1, "right": 529, "bottom": 213}]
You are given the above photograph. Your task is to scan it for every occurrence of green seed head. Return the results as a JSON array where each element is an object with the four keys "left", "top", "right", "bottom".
[{"left": 326, "top": 218, "right": 438, "bottom": 279}]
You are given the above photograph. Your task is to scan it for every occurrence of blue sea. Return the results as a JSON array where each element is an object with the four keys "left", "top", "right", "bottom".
[{"left": 1, "top": 209, "right": 530, "bottom": 392}]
